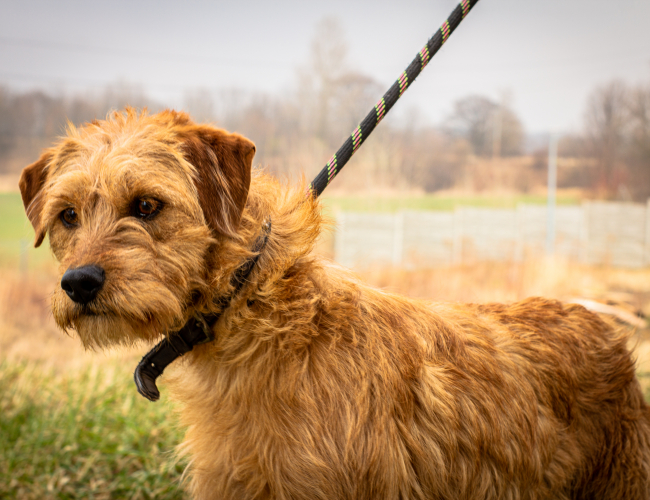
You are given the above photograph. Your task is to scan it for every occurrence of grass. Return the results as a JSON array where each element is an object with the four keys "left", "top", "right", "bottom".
[
  {"left": 0, "top": 193, "right": 55, "bottom": 270},
  {"left": 320, "top": 193, "right": 581, "bottom": 213},
  {"left": 0, "top": 193, "right": 33, "bottom": 241},
  {"left": 0, "top": 361, "right": 187, "bottom": 500}
]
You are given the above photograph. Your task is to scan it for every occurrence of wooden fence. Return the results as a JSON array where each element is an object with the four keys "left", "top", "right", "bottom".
[{"left": 334, "top": 200, "right": 650, "bottom": 269}]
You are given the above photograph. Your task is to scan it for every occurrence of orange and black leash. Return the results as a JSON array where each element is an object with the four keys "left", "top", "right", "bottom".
[
  {"left": 134, "top": 0, "right": 481, "bottom": 401},
  {"left": 308, "top": 0, "right": 481, "bottom": 198}
]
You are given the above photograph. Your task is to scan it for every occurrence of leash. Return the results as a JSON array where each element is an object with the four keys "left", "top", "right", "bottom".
[
  {"left": 308, "top": 0, "right": 480, "bottom": 198},
  {"left": 133, "top": 0, "right": 480, "bottom": 401}
]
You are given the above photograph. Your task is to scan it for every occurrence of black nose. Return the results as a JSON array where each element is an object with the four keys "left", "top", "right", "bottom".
[{"left": 61, "top": 265, "right": 105, "bottom": 305}]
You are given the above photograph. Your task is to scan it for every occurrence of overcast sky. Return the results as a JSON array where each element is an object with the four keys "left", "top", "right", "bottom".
[{"left": 1, "top": 0, "right": 649, "bottom": 134}]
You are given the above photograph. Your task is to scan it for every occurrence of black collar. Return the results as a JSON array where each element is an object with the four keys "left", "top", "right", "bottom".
[{"left": 134, "top": 219, "right": 271, "bottom": 401}]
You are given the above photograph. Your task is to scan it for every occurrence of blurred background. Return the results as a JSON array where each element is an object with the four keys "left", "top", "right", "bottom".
[{"left": 1, "top": 0, "right": 649, "bottom": 498}]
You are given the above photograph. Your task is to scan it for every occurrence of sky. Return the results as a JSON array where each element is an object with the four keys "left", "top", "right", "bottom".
[{"left": 1, "top": 0, "right": 649, "bottom": 135}]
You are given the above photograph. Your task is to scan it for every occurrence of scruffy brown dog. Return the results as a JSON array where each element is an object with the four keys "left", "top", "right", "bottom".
[{"left": 19, "top": 109, "right": 650, "bottom": 499}]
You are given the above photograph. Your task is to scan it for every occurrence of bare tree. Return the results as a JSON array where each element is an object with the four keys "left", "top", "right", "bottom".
[
  {"left": 302, "top": 17, "right": 349, "bottom": 144},
  {"left": 446, "top": 95, "right": 524, "bottom": 157},
  {"left": 295, "top": 17, "right": 381, "bottom": 149},
  {"left": 0, "top": 87, "right": 13, "bottom": 162},
  {"left": 584, "top": 80, "right": 629, "bottom": 197},
  {"left": 626, "top": 83, "right": 650, "bottom": 199}
]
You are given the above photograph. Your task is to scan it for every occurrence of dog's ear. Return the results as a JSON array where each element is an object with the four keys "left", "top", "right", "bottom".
[
  {"left": 19, "top": 151, "right": 52, "bottom": 247},
  {"left": 181, "top": 126, "right": 254, "bottom": 238}
]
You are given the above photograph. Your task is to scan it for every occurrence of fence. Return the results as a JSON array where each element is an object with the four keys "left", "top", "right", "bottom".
[
  {"left": 334, "top": 200, "right": 650, "bottom": 269},
  {"left": 3, "top": 200, "right": 650, "bottom": 272}
]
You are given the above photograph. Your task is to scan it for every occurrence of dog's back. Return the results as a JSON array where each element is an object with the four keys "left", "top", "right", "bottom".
[
  {"left": 413, "top": 297, "right": 650, "bottom": 499},
  {"left": 320, "top": 271, "right": 650, "bottom": 499}
]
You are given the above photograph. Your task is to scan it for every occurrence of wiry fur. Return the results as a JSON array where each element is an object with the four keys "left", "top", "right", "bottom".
[{"left": 20, "top": 109, "right": 650, "bottom": 499}]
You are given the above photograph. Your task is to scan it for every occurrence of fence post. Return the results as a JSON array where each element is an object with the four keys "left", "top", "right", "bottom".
[
  {"left": 546, "top": 134, "right": 558, "bottom": 255},
  {"left": 452, "top": 208, "right": 463, "bottom": 265},
  {"left": 515, "top": 204, "right": 524, "bottom": 262},
  {"left": 646, "top": 199, "right": 650, "bottom": 266},
  {"left": 580, "top": 202, "right": 590, "bottom": 264},
  {"left": 20, "top": 238, "right": 29, "bottom": 275},
  {"left": 392, "top": 212, "right": 404, "bottom": 266}
]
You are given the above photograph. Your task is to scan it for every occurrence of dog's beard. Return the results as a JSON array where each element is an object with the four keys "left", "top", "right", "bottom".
[
  {"left": 49, "top": 227, "right": 214, "bottom": 350},
  {"left": 51, "top": 278, "right": 187, "bottom": 350}
]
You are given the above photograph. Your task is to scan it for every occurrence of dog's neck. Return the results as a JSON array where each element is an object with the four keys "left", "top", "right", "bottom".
[
  {"left": 211, "top": 218, "right": 272, "bottom": 311},
  {"left": 134, "top": 219, "right": 272, "bottom": 401},
  {"left": 134, "top": 175, "right": 323, "bottom": 401}
]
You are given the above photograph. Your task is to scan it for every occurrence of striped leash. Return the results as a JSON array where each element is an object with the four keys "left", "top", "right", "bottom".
[{"left": 307, "top": 0, "right": 481, "bottom": 198}]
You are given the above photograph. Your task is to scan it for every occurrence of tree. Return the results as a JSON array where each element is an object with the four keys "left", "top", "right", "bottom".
[
  {"left": 295, "top": 17, "right": 381, "bottom": 149},
  {"left": 625, "top": 83, "right": 650, "bottom": 199},
  {"left": 584, "top": 80, "right": 629, "bottom": 197},
  {"left": 446, "top": 95, "right": 524, "bottom": 157}
]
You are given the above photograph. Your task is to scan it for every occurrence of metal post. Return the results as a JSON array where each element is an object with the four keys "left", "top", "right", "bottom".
[
  {"left": 20, "top": 238, "right": 29, "bottom": 275},
  {"left": 492, "top": 106, "right": 502, "bottom": 159},
  {"left": 546, "top": 134, "right": 558, "bottom": 254},
  {"left": 392, "top": 212, "right": 404, "bottom": 266},
  {"left": 646, "top": 198, "right": 650, "bottom": 266}
]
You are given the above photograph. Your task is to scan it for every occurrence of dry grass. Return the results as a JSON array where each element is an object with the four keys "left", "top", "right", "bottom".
[
  {"left": 0, "top": 267, "right": 144, "bottom": 371},
  {"left": 0, "top": 174, "right": 20, "bottom": 193},
  {"left": 357, "top": 257, "right": 650, "bottom": 308}
]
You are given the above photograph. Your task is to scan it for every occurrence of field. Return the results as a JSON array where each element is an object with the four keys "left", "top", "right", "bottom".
[
  {"left": 0, "top": 267, "right": 189, "bottom": 499},
  {"left": 0, "top": 361, "right": 186, "bottom": 500},
  {"left": 0, "top": 193, "right": 32, "bottom": 240},
  {"left": 321, "top": 192, "right": 580, "bottom": 213},
  {"left": 2, "top": 190, "right": 650, "bottom": 498}
]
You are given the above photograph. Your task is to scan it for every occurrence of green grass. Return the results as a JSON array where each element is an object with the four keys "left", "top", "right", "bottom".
[
  {"left": 0, "top": 193, "right": 33, "bottom": 240},
  {"left": 0, "top": 193, "right": 54, "bottom": 270},
  {"left": 2, "top": 358, "right": 650, "bottom": 498},
  {"left": 320, "top": 193, "right": 581, "bottom": 213},
  {"left": 0, "top": 360, "right": 187, "bottom": 499}
]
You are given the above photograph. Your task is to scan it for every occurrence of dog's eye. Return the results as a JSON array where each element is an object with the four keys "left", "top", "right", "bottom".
[
  {"left": 60, "top": 208, "right": 78, "bottom": 227},
  {"left": 133, "top": 198, "right": 161, "bottom": 219}
]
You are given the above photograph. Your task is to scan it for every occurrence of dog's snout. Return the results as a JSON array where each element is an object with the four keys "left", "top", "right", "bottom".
[{"left": 61, "top": 265, "right": 105, "bottom": 305}]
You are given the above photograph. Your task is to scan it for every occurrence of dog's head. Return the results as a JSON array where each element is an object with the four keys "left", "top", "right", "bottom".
[{"left": 19, "top": 109, "right": 255, "bottom": 348}]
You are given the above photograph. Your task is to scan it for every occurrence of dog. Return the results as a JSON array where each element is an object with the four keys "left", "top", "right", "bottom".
[{"left": 19, "top": 108, "right": 650, "bottom": 499}]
